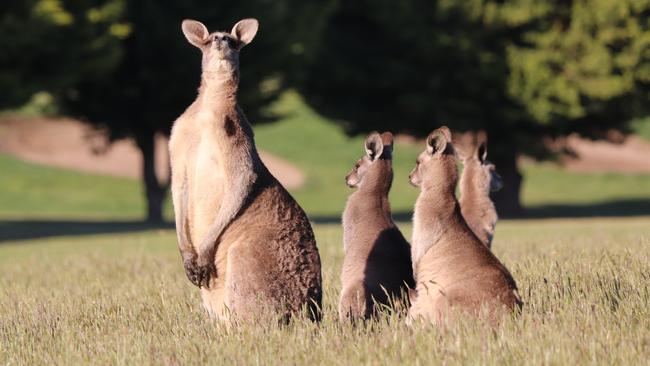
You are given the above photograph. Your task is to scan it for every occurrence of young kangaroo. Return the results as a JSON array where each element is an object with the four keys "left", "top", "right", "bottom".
[
  {"left": 169, "top": 19, "right": 322, "bottom": 321},
  {"left": 458, "top": 137, "right": 503, "bottom": 249},
  {"left": 408, "top": 127, "right": 521, "bottom": 326},
  {"left": 339, "top": 132, "right": 415, "bottom": 321}
]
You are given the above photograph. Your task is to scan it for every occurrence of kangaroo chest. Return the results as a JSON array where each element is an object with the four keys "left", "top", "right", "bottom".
[{"left": 188, "top": 112, "right": 229, "bottom": 244}]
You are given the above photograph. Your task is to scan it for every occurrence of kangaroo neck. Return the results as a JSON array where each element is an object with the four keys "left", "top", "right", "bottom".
[
  {"left": 413, "top": 183, "right": 460, "bottom": 250},
  {"left": 349, "top": 164, "right": 393, "bottom": 224},
  {"left": 349, "top": 189, "right": 391, "bottom": 219},
  {"left": 198, "top": 70, "right": 239, "bottom": 111},
  {"left": 416, "top": 185, "right": 459, "bottom": 225}
]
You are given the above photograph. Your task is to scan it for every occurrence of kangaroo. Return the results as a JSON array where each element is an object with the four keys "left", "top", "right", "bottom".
[
  {"left": 169, "top": 19, "right": 322, "bottom": 322},
  {"left": 458, "top": 137, "right": 503, "bottom": 249},
  {"left": 407, "top": 127, "right": 521, "bottom": 326},
  {"left": 339, "top": 132, "right": 415, "bottom": 321}
]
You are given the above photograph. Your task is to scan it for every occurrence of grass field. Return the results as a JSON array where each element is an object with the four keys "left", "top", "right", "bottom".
[
  {"left": 1, "top": 219, "right": 649, "bottom": 364},
  {"left": 1, "top": 93, "right": 650, "bottom": 364}
]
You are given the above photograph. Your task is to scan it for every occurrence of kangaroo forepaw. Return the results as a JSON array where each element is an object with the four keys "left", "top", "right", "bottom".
[{"left": 183, "top": 257, "right": 216, "bottom": 288}]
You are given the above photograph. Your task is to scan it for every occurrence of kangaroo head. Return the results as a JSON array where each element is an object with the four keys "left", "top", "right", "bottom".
[
  {"left": 345, "top": 132, "right": 394, "bottom": 189},
  {"left": 461, "top": 141, "right": 503, "bottom": 193},
  {"left": 182, "top": 18, "right": 258, "bottom": 78},
  {"left": 409, "top": 126, "right": 457, "bottom": 190}
]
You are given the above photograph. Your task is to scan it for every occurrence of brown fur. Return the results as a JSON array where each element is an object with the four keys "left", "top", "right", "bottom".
[
  {"left": 407, "top": 127, "right": 521, "bottom": 326},
  {"left": 169, "top": 19, "right": 322, "bottom": 321},
  {"left": 339, "top": 132, "right": 415, "bottom": 321},
  {"left": 458, "top": 138, "right": 502, "bottom": 249}
]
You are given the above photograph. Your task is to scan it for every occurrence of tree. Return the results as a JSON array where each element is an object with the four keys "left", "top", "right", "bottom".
[
  {"left": 0, "top": 0, "right": 122, "bottom": 110},
  {"left": 58, "top": 0, "right": 334, "bottom": 222},
  {"left": 298, "top": 0, "right": 650, "bottom": 215},
  {"left": 507, "top": 0, "right": 650, "bottom": 139}
]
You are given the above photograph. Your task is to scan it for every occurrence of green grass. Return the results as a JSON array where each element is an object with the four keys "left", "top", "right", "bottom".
[
  {"left": 0, "top": 154, "right": 143, "bottom": 220},
  {"left": 631, "top": 116, "right": 650, "bottom": 142},
  {"left": 522, "top": 163, "right": 650, "bottom": 206},
  {"left": 1, "top": 218, "right": 649, "bottom": 365}
]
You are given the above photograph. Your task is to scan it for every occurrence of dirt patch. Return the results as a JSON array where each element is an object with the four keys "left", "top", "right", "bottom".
[
  {"left": 0, "top": 116, "right": 306, "bottom": 189},
  {"left": 562, "top": 134, "right": 650, "bottom": 173}
]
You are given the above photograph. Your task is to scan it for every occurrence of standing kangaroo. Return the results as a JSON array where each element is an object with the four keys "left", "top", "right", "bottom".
[
  {"left": 169, "top": 19, "right": 322, "bottom": 321},
  {"left": 408, "top": 127, "right": 521, "bottom": 326},
  {"left": 458, "top": 138, "right": 503, "bottom": 249},
  {"left": 339, "top": 132, "right": 415, "bottom": 321}
]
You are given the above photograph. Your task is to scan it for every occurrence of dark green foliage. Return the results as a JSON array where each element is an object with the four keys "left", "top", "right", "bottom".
[
  {"left": 508, "top": 0, "right": 650, "bottom": 138},
  {"left": 60, "top": 0, "right": 334, "bottom": 139},
  {"left": 298, "top": 0, "right": 650, "bottom": 214},
  {"left": 0, "top": 0, "right": 122, "bottom": 109}
]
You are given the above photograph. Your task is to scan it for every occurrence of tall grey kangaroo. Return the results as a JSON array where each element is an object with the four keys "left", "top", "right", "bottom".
[
  {"left": 169, "top": 18, "right": 322, "bottom": 321},
  {"left": 339, "top": 132, "right": 414, "bottom": 321}
]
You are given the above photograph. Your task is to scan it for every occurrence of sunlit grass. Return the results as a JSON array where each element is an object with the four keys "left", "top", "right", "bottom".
[{"left": 1, "top": 218, "right": 649, "bottom": 365}]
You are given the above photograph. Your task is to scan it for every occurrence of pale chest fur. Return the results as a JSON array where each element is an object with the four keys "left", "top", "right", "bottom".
[
  {"left": 170, "top": 109, "right": 229, "bottom": 247},
  {"left": 411, "top": 199, "right": 444, "bottom": 277},
  {"left": 341, "top": 194, "right": 361, "bottom": 254}
]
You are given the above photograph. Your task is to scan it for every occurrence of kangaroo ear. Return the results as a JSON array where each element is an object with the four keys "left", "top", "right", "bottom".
[
  {"left": 477, "top": 141, "right": 488, "bottom": 163},
  {"left": 365, "top": 132, "right": 384, "bottom": 161},
  {"left": 380, "top": 132, "right": 394, "bottom": 157},
  {"left": 231, "top": 18, "right": 258, "bottom": 49},
  {"left": 426, "top": 126, "right": 451, "bottom": 155},
  {"left": 182, "top": 20, "right": 209, "bottom": 49}
]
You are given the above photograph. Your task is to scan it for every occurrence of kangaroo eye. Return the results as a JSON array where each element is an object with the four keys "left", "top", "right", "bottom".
[{"left": 225, "top": 37, "right": 237, "bottom": 48}]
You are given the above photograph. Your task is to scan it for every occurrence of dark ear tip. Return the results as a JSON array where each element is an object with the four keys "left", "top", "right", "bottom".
[{"left": 380, "top": 132, "right": 394, "bottom": 145}]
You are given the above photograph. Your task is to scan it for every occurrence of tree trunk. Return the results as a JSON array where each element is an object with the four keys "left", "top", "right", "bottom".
[
  {"left": 135, "top": 129, "right": 168, "bottom": 223},
  {"left": 491, "top": 149, "right": 523, "bottom": 218}
]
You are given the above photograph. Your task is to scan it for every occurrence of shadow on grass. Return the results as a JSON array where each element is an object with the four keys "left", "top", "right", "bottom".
[
  {"left": 309, "top": 198, "right": 650, "bottom": 223},
  {"left": 0, "top": 220, "right": 173, "bottom": 243},
  {"left": 2, "top": 198, "right": 648, "bottom": 242},
  {"left": 517, "top": 199, "right": 650, "bottom": 219}
]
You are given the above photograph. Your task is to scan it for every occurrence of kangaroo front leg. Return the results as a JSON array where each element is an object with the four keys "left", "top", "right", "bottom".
[
  {"left": 172, "top": 173, "right": 206, "bottom": 287},
  {"left": 195, "top": 169, "right": 256, "bottom": 287}
]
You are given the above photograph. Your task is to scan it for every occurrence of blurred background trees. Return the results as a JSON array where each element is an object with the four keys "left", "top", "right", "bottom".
[
  {"left": 0, "top": 0, "right": 122, "bottom": 111},
  {"left": 298, "top": 0, "right": 650, "bottom": 215},
  {"left": 1, "top": 0, "right": 648, "bottom": 220}
]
